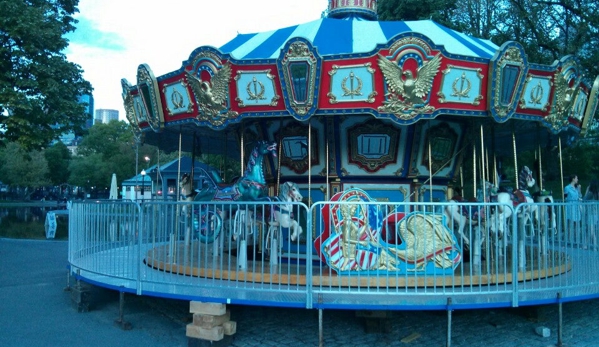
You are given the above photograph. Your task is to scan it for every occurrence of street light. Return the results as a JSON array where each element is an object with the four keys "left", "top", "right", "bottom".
[{"left": 141, "top": 169, "right": 146, "bottom": 200}]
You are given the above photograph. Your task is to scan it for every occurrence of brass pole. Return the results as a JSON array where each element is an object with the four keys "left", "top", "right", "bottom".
[
  {"left": 473, "top": 145, "right": 477, "bottom": 199},
  {"left": 538, "top": 144, "right": 543, "bottom": 191},
  {"left": 513, "top": 131, "right": 518, "bottom": 188},
  {"left": 277, "top": 123, "right": 283, "bottom": 196},
  {"left": 308, "top": 122, "right": 312, "bottom": 204},
  {"left": 559, "top": 137, "right": 564, "bottom": 201},
  {"left": 494, "top": 154, "right": 498, "bottom": 187},
  {"left": 428, "top": 140, "right": 433, "bottom": 202},
  {"left": 240, "top": 125, "right": 245, "bottom": 177},
  {"left": 481, "top": 124, "right": 486, "bottom": 202},
  {"left": 326, "top": 135, "right": 329, "bottom": 200}
]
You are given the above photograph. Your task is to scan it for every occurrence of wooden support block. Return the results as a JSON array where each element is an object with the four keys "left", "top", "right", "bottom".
[
  {"left": 186, "top": 323, "right": 224, "bottom": 341},
  {"left": 193, "top": 310, "right": 231, "bottom": 328},
  {"left": 223, "top": 321, "right": 237, "bottom": 335},
  {"left": 189, "top": 301, "right": 226, "bottom": 315}
]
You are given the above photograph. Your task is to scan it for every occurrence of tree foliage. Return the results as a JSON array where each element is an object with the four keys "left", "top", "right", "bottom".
[
  {"left": 0, "top": 0, "right": 92, "bottom": 150},
  {"left": 44, "top": 141, "right": 71, "bottom": 185},
  {"left": 378, "top": 0, "right": 599, "bottom": 79},
  {"left": 0, "top": 142, "right": 50, "bottom": 192},
  {"left": 69, "top": 120, "right": 138, "bottom": 190}
]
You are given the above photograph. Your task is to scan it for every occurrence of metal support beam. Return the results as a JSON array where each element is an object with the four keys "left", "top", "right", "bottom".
[
  {"left": 319, "top": 308, "right": 323, "bottom": 347},
  {"left": 557, "top": 292, "right": 563, "bottom": 346},
  {"left": 447, "top": 298, "right": 453, "bottom": 347},
  {"left": 114, "top": 290, "right": 132, "bottom": 330}
]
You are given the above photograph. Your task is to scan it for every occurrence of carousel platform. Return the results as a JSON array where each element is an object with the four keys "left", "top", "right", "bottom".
[{"left": 144, "top": 241, "right": 572, "bottom": 288}]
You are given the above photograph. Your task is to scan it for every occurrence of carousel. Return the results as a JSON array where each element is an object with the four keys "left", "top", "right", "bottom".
[{"left": 65, "top": 0, "right": 599, "bottom": 324}]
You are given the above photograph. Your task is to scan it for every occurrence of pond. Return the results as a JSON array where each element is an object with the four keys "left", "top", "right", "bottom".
[{"left": 0, "top": 203, "right": 69, "bottom": 240}]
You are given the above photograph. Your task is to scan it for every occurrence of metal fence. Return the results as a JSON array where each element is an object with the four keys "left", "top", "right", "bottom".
[{"left": 67, "top": 199, "right": 599, "bottom": 310}]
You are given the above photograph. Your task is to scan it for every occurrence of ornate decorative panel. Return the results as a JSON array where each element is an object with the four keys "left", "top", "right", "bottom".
[
  {"left": 327, "top": 63, "right": 377, "bottom": 104},
  {"left": 136, "top": 64, "right": 165, "bottom": 131},
  {"left": 275, "top": 122, "right": 319, "bottom": 174},
  {"left": 581, "top": 75, "right": 599, "bottom": 136},
  {"left": 278, "top": 38, "right": 321, "bottom": 120},
  {"left": 438, "top": 65, "right": 483, "bottom": 105},
  {"left": 488, "top": 42, "right": 528, "bottom": 122},
  {"left": 162, "top": 79, "right": 194, "bottom": 116},
  {"left": 420, "top": 122, "right": 458, "bottom": 174},
  {"left": 186, "top": 48, "right": 238, "bottom": 129},
  {"left": 377, "top": 37, "right": 442, "bottom": 123},
  {"left": 519, "top": 75, "right": 552, "bottom": 111},
  {"left": 121, "top": 78, "right": 141, "bottom": 138},
  {"left": 234, "top": 70, "right": 280, "bottom": 107},
  {"left": 347, "top": 120, "right": 399, "bottom": 173},
  {"left": 545, "top": 56, "right": 582, "bottom": 133}
]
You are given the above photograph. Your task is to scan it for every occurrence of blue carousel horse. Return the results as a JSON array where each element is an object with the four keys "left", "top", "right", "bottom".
[
  {"left": 194, "top": 140, "right": 278, "bottom": 202},
  {"left": 182, "top": 141, "right": 278, "bottom": 243}
]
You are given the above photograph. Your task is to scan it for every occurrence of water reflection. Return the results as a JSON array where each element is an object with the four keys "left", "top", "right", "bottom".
[{"left": 0, "top": 203, "right": 68, "bottom": 239}]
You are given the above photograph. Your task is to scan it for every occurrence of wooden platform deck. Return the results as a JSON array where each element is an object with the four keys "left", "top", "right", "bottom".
[{"left": 144, "top": 241, "right": 572, "bottom": 288}]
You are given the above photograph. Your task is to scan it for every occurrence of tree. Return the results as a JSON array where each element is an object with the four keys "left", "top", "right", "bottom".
[
  {"left": 0, "top": 141, "right": 50, "bottom": 198},
  {"left": 69, "top": 120, "right": 137, "bottom": 190},
  {"left": 0, "top": 0, "right": 92, "bottom": 150},
  {"left": 378, "top": 0, "right": 458, "bottom": 27},
  {"left": 44, "top": 141, "right": 72, "bottom": 185}
]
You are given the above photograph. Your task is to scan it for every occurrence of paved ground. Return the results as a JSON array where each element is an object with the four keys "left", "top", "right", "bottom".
[{"left": 2, "top": 238, "right": 599, "bottom": 347}]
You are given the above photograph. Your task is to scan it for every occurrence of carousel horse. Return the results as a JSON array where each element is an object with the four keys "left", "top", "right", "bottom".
[
  {"left": 179, "top": 172, "right": 222, "bottom": 243},
  {"left": 444, "top": 195, "right": 481, "bottom": 249},
  {"left": 194, "top": 140, "right": 278, "bottom": 202},
  {"left": 488, "top": 166, "right": 539, "bottom": 240},
  {"left": 263, "top": 181, "right": 304, "bottom": 257},
  {"left": 184, "top": 141, "right": 277, "bottom": 243},
  {"left": 180, "top": 173, "right": 196, "bottom": 216}
]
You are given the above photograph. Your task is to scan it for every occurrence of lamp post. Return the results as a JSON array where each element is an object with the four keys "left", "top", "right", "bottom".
[{"left": 141, "top": 169, "right": 146, "bottom": 201}]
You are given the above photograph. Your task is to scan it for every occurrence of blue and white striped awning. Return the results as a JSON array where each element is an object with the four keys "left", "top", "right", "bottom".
[{"left": 219, "top": 18, "right": 499, "bottom": 60}]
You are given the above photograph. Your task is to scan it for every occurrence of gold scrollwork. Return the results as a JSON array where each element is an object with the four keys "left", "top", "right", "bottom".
[
  {"left": 398, "top": 186, "right": 408, "bottom": 198},
  {"left": 341, "top": 71, "right": 363, "bottom": 97},
  {"left": 171, "top": 89, "right": 184, "bottom": 109},
  {"left": 451, "top": 73, "right": 471, "bottom": 99},
  {"left": 162, "top": 80, "right": 194, "bottom": 116},
  {"left": 545, "top": 60, "right": 581, "bottom": 131},
  {"left": 529, "top": 81, "right": 544, "bottom": 106},
  {"left": 246, "top": 77, "right": 266, "bottom": 101}
]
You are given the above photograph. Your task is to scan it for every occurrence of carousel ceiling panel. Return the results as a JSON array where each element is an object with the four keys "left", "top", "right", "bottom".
[{"left": 219, "top": 18, "right": 498, "bottom": 60}]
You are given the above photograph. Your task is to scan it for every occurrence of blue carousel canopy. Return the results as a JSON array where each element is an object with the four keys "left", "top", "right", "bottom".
[{"left": 219, "top": 18, "right": 499, "bottom": 60}]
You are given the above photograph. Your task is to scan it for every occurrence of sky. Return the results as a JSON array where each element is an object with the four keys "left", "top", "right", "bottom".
[{"left": 65, "top": 0, "right": 327, "bottom": 121}]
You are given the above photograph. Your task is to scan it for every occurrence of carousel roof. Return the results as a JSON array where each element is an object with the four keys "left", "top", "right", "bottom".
[
  {"left": 219, "top": 18, "right": 498, "bottom": 60},
  {"left": 122, "top": 0, "right": 599, "bottom": 158}
]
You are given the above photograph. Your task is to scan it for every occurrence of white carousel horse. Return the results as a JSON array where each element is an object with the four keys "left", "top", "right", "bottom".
[
  {"left": 268, "top": 181, "right": 304, "bottom": 242},
  {"left": 264, "top": 182, "right": 304, "bottom": 258},
  {"left": 535, "top": 193, "right": 556, "bottom": 235},
  {"left": 444, "top": 195, "right": 480, "bottom": 249},
  {"left": 179, "top": 173, "right": 195, "bottom": 216},
  {"left": 488, "top": 166, "right": 539, "bottom": 240}
]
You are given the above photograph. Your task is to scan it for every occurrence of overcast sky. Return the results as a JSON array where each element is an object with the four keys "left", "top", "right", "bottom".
[{"left": 65, "top": 0, "right": 327, "bottom": 120}]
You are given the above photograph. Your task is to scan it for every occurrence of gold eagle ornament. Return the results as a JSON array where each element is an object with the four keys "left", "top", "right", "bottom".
[
  {"left": 186, "top": 63, "right": 233, "bottom": 120},
  {"left": 378, "top": 53, "right": 442, "bottom": 105}
]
